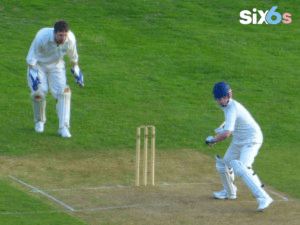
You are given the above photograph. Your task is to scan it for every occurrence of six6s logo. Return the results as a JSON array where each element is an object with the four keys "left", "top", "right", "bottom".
[{"left": 240, "top": 6, "right": 292, "bottom": 25}]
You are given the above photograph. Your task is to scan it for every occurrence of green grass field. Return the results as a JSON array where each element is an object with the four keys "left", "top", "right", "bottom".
[
  {"left": 0, "top": 179, "right": 87, "bottom": 225},
  {"left": 0, "top": 0, "right": 299, "bottom": 224}
]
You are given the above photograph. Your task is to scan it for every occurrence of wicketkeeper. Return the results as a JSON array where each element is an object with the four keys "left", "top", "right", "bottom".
[
  {"left": 206, "top": 81, "right": 273, "bottom": 211},
  {"left": 26, "top": 20, "right": 84, "bottom": 138}
]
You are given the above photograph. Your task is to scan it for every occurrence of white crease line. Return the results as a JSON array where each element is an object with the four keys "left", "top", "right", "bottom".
[
  {"left": 0, "top": 199, "right": 295, "bottom": 215},
  {"left": 45, "top": 182, "right": 216, "bottom": 192},
  {"left": 10, "top": 177, "right": 290, "bottom": 205},
  {"left": 29, "top": 182, "right": 291, "bottom": 204},
  {"left": 75, "top": 203, "right": 171, "bottom": 212},
  {"left": 75, "top": 199, "right": 293, "bottom": 213},
  {"left": 0, "top": 210, "right": 59, "bottom": 215},
  {"left": 9, "top": 176, "right": 76, "bottom": 212},
  {"left": 264, "top": 187, "right": 289, "bottom": 201},
  {"left": 46, "top": 185, "right": 129, "bottom": 192}
]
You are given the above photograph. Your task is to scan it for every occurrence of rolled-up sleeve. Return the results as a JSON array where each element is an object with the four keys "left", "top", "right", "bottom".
[
  {"left": 223, "top": 106, "right": 237, "bottom": 133},
  {"left": 26, "top": 36, "right": 39, "bottom": 66},
  {"left": 67, "top": 31, "right": 79, "bottom": 63}
]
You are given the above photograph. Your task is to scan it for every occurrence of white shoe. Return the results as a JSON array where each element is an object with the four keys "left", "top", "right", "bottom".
[
  {"left": 58, "top": 127, "right": 71, "bottom": 138},
  {"left": 35, "top": 121, "right": 44, "bottom": 133},
  {"left": 257, "top": 196, "right": 273, "bottom": 211},
  {"left": 213, "top": 185, "right": 237, "bottom": 199}
]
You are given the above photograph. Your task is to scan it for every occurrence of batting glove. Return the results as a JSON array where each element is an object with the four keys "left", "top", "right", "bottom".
[
  {"left": 29, "top": 67, "right": 40, "bottom": 91},
  {"left": 71, "top": 65, "right": 84, "bottom": 87},
  {"left": 206, "top": 136, "right": 216, "bottom": 147}
]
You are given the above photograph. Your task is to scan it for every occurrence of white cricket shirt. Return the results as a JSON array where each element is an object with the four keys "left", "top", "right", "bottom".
[
  {"left": 26, "top": 28, "right": 78, "bottom": 66},
  {"left": 221, "top": 99, "right": 263, "bottom": 144}
]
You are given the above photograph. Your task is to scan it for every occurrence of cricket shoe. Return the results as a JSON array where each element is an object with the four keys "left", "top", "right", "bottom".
[
  {"left": 257, "top": 196, "right": 273, "bottom": 211},
  {"left": 58, "top": 127, "right": 71, "bottom": 138},
  {"left": 35, "top": 121, "right": 44, "bottom": 133},
  {"left": 213, "top": 185, "right": 237, "bottom": 199}
]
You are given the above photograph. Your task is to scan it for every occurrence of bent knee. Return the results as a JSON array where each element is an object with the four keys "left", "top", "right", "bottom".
[
  {"left": 223, "top": 157, "right": 231, "bottom": 167},
  {"left": 227, "top": 160, "right": 246, "bottom": 177},
  {"left": 31, "top": 92, "right": 46, "bottom": 102},
  {"left": 63, "top": 86, "right": 71, "bottom": 93},
  {"left": 54, "top": 86, "right": 71, "bottom": 99},
  {"left": 216, "top": 162, "right": 226, "bottom": 173}
]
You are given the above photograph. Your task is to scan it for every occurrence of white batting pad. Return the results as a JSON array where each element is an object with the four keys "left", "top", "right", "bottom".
[
  {"left": 216, "top": 156, "right": 236, "bottom": 195},
  {"left": 248, "top": 167, "right": 264, "bottom": 188},
  {"left": 229, "top": 160, "right": 269, "bottom": 199},
  {"left": 31, "top": 92, "right": 46, "bottom": 123},
  {"left": 57, "top": 86, "right": 71, "bottom": 129},
  {"left": 228, "top": 167, "right": 235, "bottom": 182}
]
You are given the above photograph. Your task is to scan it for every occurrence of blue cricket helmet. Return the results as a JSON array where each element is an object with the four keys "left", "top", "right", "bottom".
[{"left": 213, "top": 82, "right": 231, "bottom": 99}]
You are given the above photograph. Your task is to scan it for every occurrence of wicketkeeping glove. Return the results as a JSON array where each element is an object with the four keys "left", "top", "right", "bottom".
[
  {"left": 206, "top": 136, "right": 216, "bottom": 146},
  {"left": 71, "top": 65, "right": 84, "bottom": 87},
  {"left": 29, "top": 67, "right": 41, "bottom": 91}
]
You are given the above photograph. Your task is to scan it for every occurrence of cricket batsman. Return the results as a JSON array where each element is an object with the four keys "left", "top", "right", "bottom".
[
  {"left": 206, "top": 81, "right": 273, "bottom": 211},
  {"left": 26, "top": 20, "right": 84, "bottom": 138}
]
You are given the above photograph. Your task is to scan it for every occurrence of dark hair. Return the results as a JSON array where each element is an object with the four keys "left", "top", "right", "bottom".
[{"left": 54, "top": 20, "right": 69, "bottom": 33}]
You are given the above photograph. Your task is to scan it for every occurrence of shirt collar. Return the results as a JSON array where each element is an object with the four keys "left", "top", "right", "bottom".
[{"left": 227, "top": 98, "right": 233, "bottom": 106}]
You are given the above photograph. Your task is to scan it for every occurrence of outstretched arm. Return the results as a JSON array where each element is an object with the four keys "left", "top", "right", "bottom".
[
  {"left": 215, "top": 131, "right": 231, "bottom": 143},
  {"left": 206, "top": 131, "right": 231, "bottom": 146}
]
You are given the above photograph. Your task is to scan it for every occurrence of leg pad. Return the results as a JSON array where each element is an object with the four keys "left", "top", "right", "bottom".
[
  {"left": 57, "top": 86, "right": 71, "bottom": 129},
  {"left": 31, "top": 92, "right": 46, "bottom": 123}
]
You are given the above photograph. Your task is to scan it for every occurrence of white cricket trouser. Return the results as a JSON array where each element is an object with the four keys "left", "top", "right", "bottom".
[
  {"left": 27, "top": 61, "right": 71, "bottom": 128},
  {"left": 27, "top": 61, "right": 67, "bottom": 99},
  {"left": 220, "top": 141, "right": 270, "bottom": 200},
  {"left": 223, "top": 142, "right": 262, "bottom": 168}
]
